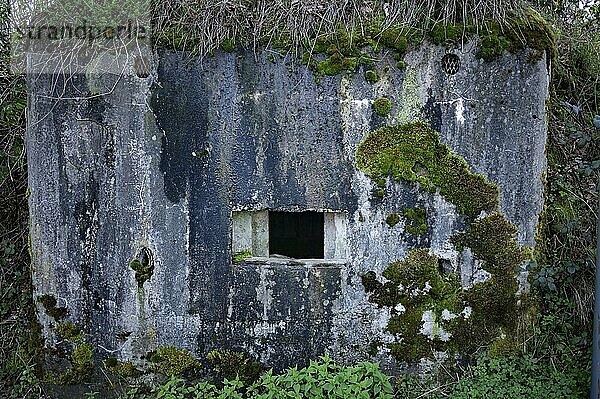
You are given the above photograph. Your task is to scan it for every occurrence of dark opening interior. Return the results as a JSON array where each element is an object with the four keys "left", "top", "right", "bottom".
[{"left": 269, "top": 211, "right": 324, "bottom": 259}]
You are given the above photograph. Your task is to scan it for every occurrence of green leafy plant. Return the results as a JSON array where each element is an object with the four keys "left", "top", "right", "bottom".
[
  {"left": 448, "top": 355, "right": 587, "bottom": 398},
  {"left": 121, "top": 357, "right": 394, "bottom": 399}
]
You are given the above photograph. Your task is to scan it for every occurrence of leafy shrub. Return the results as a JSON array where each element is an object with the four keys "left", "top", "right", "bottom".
[
  {"left": 448, "top": 355, "right": 588, "bottom": 399},
  {"left": 121, "top": 356, "right": 394, "bottom": 399}
]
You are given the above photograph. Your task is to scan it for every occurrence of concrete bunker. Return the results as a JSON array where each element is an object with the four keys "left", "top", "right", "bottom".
[{"left": 27, "top": 35, "right": 550, "bottom": 373}]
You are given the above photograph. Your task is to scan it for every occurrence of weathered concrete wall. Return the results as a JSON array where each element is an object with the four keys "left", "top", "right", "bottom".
[{"left": 28, "top": 39, "right": 549, "bottom": 371}]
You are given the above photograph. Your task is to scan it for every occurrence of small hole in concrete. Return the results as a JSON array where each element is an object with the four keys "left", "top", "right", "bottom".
[
  {"left": 441, "top": 54, "right": 460, "bottom": 75},
  {"left": 438, "top": 258, "right": 452, "bottom": 275},
  {"left": 139, "top": 247, "right": 152, "bottom": 267}
]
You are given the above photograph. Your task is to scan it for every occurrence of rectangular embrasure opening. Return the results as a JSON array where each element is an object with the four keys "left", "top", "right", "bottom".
[
  {"left": 268, "top": 211, "right": 324, "bottom": 259},
  {"left": 232, "top": 210, "right": 347, "bottom": 262}
]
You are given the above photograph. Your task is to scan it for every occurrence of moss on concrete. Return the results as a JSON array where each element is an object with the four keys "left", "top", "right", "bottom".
[
  {"left": 357, "top": 120, "right": 532, "bottom": 360},
  {"left": 365, "top": 69, "right": 379, "bottom": 83},
  {"left": 207, "top": 349, "right": 263, "bottom": 383},
  {"left": 54, "top": 342, "right": 94, "bottom": 384},
  {"left": 451, "top": 213, "right": 529, "bottom": 275},
  {"left": 505, "top": 7, "right": 556, "bottom": 62},
  {"left": 402, "top": 207, "right": 427, "bottom": 236},
  {"left": 361, "top": 271, "right": 382, "bottom": 293},
  {"left": 129, "top": 247, "right": 154, "bottom": 288},
  {"left": 362, "top": 210, "right": 532, "bottom": 361},
  {"left": 316, "top": 53, "right": 358, "bottom": 76},
  {"left": 373, "top": 97, "right": 392, "bottom": 116},
  {"left": 355, "top": 121, "right": 499, "bottom": 220},
  {"left": 475, "top": 9, "right": 555, "bottom": 62},
  {"left": 428, "top": 23, "right": 475, "bottom": 47},
  {"left": 221, "top": 38, "right": 236, "bottom": 53},
  {"left": 103, "top": 357, "right": 142, "bottom": 378},
  {"left": 150, "top": 346, "right": 201, "bottom": 376},
  {"left": 232, "top": 249, "right": 253, "bottom": 264},
  {"left": 37, "top": 294, "right": 68, "bottom": 321},
  {"left": 385, "top": 213, "right": 400, "bottom": 227},
  {"left": 54, "top": 322, "right": 82, "bottom": 343},
  {"left": 363, "top": 249, "right": 463, "bottom": 361}
]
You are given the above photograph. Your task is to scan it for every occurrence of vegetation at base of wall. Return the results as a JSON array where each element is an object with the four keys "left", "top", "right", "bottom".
[
  {"left": 355, "top": 121, "right": 499, "bottom": 221},
  {"left": 448, "top": 355, "right": 587, "bottom": 398},
  {"left": 206, "top": 349, "right": 263, "bottom": 384},
  {"left": 104, "top": 357, "right": 143, "bottom": 379},
  {"left": 53, "top": 342, "right": 95, "bottom": 385},
  {"left": 395, "top": 354, "right": 587, "bottom": 398},
  {"left": 118, "top": 356, "right": 394, "bottom": 399}
]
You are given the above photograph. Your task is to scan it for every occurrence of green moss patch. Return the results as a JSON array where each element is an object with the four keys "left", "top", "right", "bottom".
[
  {"left": 54, "top": 322, "right": 82, "bottom": 343},
  {"left": 357, "top": 122, "right": 532, "bottom": 361},
  {"left": 150, "top": 346, "right": 201, "bottom": 377},
  {"left": 364, "top": 249, "right": 463, "bottom": 361},
  {"left": 451, "top": 213, "right": 529, "bottom": 276},
  {"left": 221, "top": 38, "right": 236, "bottom": 53},
  {"left": 402, "top": 207, "right": 427, "bottom": 236},
  {"left": 385, "top": 213, "right": 400, "bottom": 227},
  {"left": 316, "top": 53, "right": 358, "bottom": 76},
  {"left": 355, "top": 121, "right": 499, "bottom": 220},
  {"left": 232, "top": 249, "right": 253, "bottom": 264},
  {"left": 129, "top": 247, "right": 154, "bottom": 288},
  {"left": 362, "top": 212, "right": 531, "bottom": 361},
  {"left": 54, "top": 342, "right": 94, "bottom": 385},
  {"left": 373, "top": 97, "right": 392, "bottom": 116},
  {"left": 476, "top": 8, "right": 555, "bottom": 62},
  {"left": 207, "top": 349, "right": 263, "bottom": 384},
  {"left": 104, "top": 357, "right": 142, "bottom": 379},
  {"left": 365, "top": 69, "right": 379, "bottom": 83}
]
